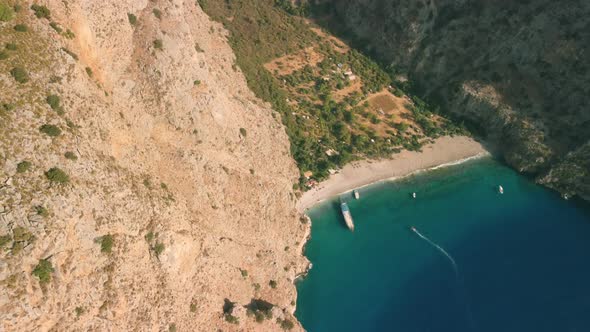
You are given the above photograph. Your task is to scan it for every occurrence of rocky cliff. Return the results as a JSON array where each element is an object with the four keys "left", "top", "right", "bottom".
[
  {"left": 0, "top": 1, "right": 307, "bottom": 330},
  {"left": 322, "top": 0, "right": 590, "bottom": 200}
]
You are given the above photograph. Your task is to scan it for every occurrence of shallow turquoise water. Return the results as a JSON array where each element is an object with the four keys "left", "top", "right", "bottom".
[{"left": 296, "top": 158, "right": 590, "bottom": 332}]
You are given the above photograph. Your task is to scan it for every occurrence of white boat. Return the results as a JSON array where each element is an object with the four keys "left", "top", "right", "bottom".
[
  {"left": 353, "top": 190, "right": 360, "bottom": 199},
  {"left": 498, "top": 185, "right": 504, "bottom": 194},
  {"left": 340, "top": 202, "right": 355, "bottom": 232},
  {"left": 412, "top": 192, "right": 417, "bottom": 199}
]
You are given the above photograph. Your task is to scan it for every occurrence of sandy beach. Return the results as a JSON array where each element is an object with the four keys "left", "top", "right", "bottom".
[{"left": 297, "top": 136, "right": 489, "bottom": 211}]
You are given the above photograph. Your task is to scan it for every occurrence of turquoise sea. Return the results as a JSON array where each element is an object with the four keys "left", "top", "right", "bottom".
[{"left": 295, "top": 158, "right": 590, "bottom": 332}]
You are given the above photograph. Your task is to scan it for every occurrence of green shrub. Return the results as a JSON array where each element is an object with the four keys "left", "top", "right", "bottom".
[
  {"left": 35, "top": 205, "right": 49, "bottom": 218},
  {"left": 153, "top": 39, "right": 163, "bottom": 50},
  {"left": 152, "top": 8, "right": 161, "bottom": 19},
  {"left": 128, "top": 13, "right": 137, "bottom": 25},
  {"left": 240, "top": 269, "right": 248, "bottom": 277},
  {"left": 0, "top": 234, "right": 11, "bottom": 248},
  {"left": 16, "top": 160, "right": 31, "bottom": 173},
  {"left": 168, "top": 324, "right": 176, "bottom": 332},
  {"left": 31, "top": 4, "right": 50, "bottom": 19},
  {"left": 49, "top": 21, "right": 62, "bottom": 33},
  {"left": 39, "top": 124, "right": 61, "bottom": 137},
  {"left": 269, "top": 280, "right": 277, "bottom": 289},
  {"left": 153, "top": 242, "right": 165, "bottom": 257},
  {"left": 280, "top": 319, "right": 295, "bottom": 330},
  {"left": 10, "top": 67, "right": 29, "bottom": 83},
  {"left": 46, "top": 94, "right": 61, "bottom": 110},
  {"left": 14, "top": 24, "right": 28, "bottom": 32},
  {"left": 5, "top": 42, "right": 17, "bottom": 51},
  {"left": 63, "top": 29, "right": 75, "bottom": 39},
  {"left": 0, "top": 51, "right": 7, "bottom": 60},
  {"left": 145, "top": 231, "right": 155, "bottom": 242},
  {"left": 64, "top": 151, "right": 77, "bottom": 160},
  {"left": 85, "top": 67, "right": 93, "bottom": 77},
  {"left": 239, "top": 128, "right": 247, "bottom": 137},
  {"left": 0, "top": 3, "right": 14, "bottom": 21},
  {"left": 225, "top": 314, "right": 239, "bottom": 324},
  {"left": 246, "top": 299, "right": 274, "bottom": 322},
  {"left": 45, "top": 167, "right": 69, "bottom": 183},
  {"left": 100, "top": 234, "right": 113, "bottom": 253},
  {"left": 13, "top": 4, "right": 21, "bottom": 12},
  {"left": 190, "top": 302, "right": 197, "bottom": 312},
  {"left": 61, "top": 47, "right": 78, "bottom": 60},
  {"left": 32, "top": 259, "right": 54, "bottom": 284},
  {"left": 193, "top": 79, "right": 201, "bottom": 86},
  {"left": 75, "top": 306, "right": 84, "bottom": 317}
]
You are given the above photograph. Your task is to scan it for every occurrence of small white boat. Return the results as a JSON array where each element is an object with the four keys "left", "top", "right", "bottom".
[
  {"left": 498, "top": 185, "right": 504, "bottom": 194},
  {"left": 412, "top": 192, "right": 417, "bottom": 199},
  {"left": 353, "top": 189, "right": 360, "bottom": 199}
]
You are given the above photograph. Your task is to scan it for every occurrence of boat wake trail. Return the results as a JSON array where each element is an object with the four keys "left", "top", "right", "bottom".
[
  {"left": 411, "top": 227, "right": 459, "bottom": 276},
  {"left": 410, "top": 227, "right": 477, "bottom": 331}
]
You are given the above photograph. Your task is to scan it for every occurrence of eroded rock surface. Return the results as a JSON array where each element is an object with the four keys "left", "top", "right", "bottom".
[{"left": 0, "top": 1, "right": 307, "bottom": 330}]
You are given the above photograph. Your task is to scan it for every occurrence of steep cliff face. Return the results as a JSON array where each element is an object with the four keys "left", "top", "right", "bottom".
[
  {"left": 324, "top": 0, "right": 590, "bottom": 199},
  {"left": 0, "top": 1, "right": 307, "bottom": 330}
]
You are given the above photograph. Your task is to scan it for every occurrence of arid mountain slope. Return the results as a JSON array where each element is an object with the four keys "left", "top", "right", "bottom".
[
  {"left": 1, "top": 1, "right": 307, "bottom": 331},
  {"left": 322, "top": 0, "right": 590, "bottom": 200}
]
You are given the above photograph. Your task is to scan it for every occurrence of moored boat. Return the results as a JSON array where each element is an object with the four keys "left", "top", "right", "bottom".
[
  {"left": 353, "top": 189, "right": 360, "bottom": 199},
  {"left": 340, "top": 202, "right": 355, "bottom": 232}
]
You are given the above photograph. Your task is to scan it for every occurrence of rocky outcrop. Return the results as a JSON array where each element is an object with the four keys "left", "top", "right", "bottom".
[
  {"left": 322, "top": 0, "right": 590, "bottom": 199},
  {"left": 0, "top": 0, "right": 307, "bottom": 330}
]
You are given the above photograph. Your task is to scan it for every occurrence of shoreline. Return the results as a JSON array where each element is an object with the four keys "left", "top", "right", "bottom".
[{"left": 297, "top": 136, "right": 489, "bottom": 212}]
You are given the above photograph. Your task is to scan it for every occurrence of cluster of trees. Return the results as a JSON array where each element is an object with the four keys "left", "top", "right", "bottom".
[{"left": 200, "top": 0, "right": 467, "bottom": 187}]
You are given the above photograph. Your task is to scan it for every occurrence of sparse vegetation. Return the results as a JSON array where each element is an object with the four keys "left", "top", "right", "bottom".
[
  {"left": 193, "top": 79, "right": 201, "bottom": 86},
  {"left": 5, "top": 42, "right": 17, "bottom": 50},
  {"left": 240, "top": 269, "right": 248, "bottom": 277},
  {"left": 64, "top": 151, "right": 78, "bottom": 160},
  {"left": 75, "top": 306, "right": 84, "bottom": 317},
  {"left": 0, "top": 3, "right": 14, "bottom": 21},
  {"left": 223, "top": 299, "right": 239, "bottom": 324},
  {"left": 50, "top": 22, "right": 62, "bottom": 33},
  {"left": 0, "top": 51, "right": 7, "bottom": 60},
  {"left": 100, "top": 234, "right": 114, "bottom": 253},
  {"left": 60, "top": 47, "right": 78, "bottom": 60},
  {"left": 152, "top": 8, "right": 162, "bottom": 19},
  {"left": 32, "top": 259, "right": 54, "bottom": 284},
  {"left": 39, "top": 124, "right": 61, "bottom": 137},
  {"left": 269, "top": 280, "right": 277, "bottom": 289},
  {"left": 31, "top": 4, "right": 51, "bottom": 19},
  {"left": 279, "top": 318, "right": 295, "bottom": 330},
  {"left": 245, "top": 298, "right": 274, "bottom": 323},
  {"left": 153, "top": 242, "right": 165, "bottom": 257},
  {"left": 45, "top": 167, "right": 69, "bottom": 184},
  {"left": 168, "top": 324, "right": 176, "bottom": 332},
  {"left": 239, "top": 128, "right": 247, "bottom": 137},
  {"left": 85, "top": 67, "right": 93, "bottom": 77},
  {"left": 0, "top": 234, "right": 11, "bottom": 248},
  {"left": 16, "top": 160, "right": 31, "bottom": 173},
  {"left": 46, "top": 94, "right": 63, "bottom": 113},
  {"left": 190, "top": 302, "right": 197, "bottom": 313},
  {"left": 10, "top": 67, "right": 29, "bottom": 83},
  {"left": 153, "top": 39, "right": 163, "bottom": 50},
  {"left": 35, "top": 205, "right": 49, "bottom": 218},
  {"left": 14, "top": 24, "right": 28, "bottom": 32},
  {"left": 127, "top": 13, "right": 137, "bottom": 25},
  {"left": 63, "top": 29, "right": 75, "bottom": 39}
]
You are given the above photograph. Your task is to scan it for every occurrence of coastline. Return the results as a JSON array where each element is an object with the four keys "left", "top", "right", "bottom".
[{"left": 297, "top": 136, "right": 489, "bottom": 212}]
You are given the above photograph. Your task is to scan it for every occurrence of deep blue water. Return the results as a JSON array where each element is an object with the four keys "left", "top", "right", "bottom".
[{"left": 295, "top": 158, "right": 590, "bottom": 332}]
